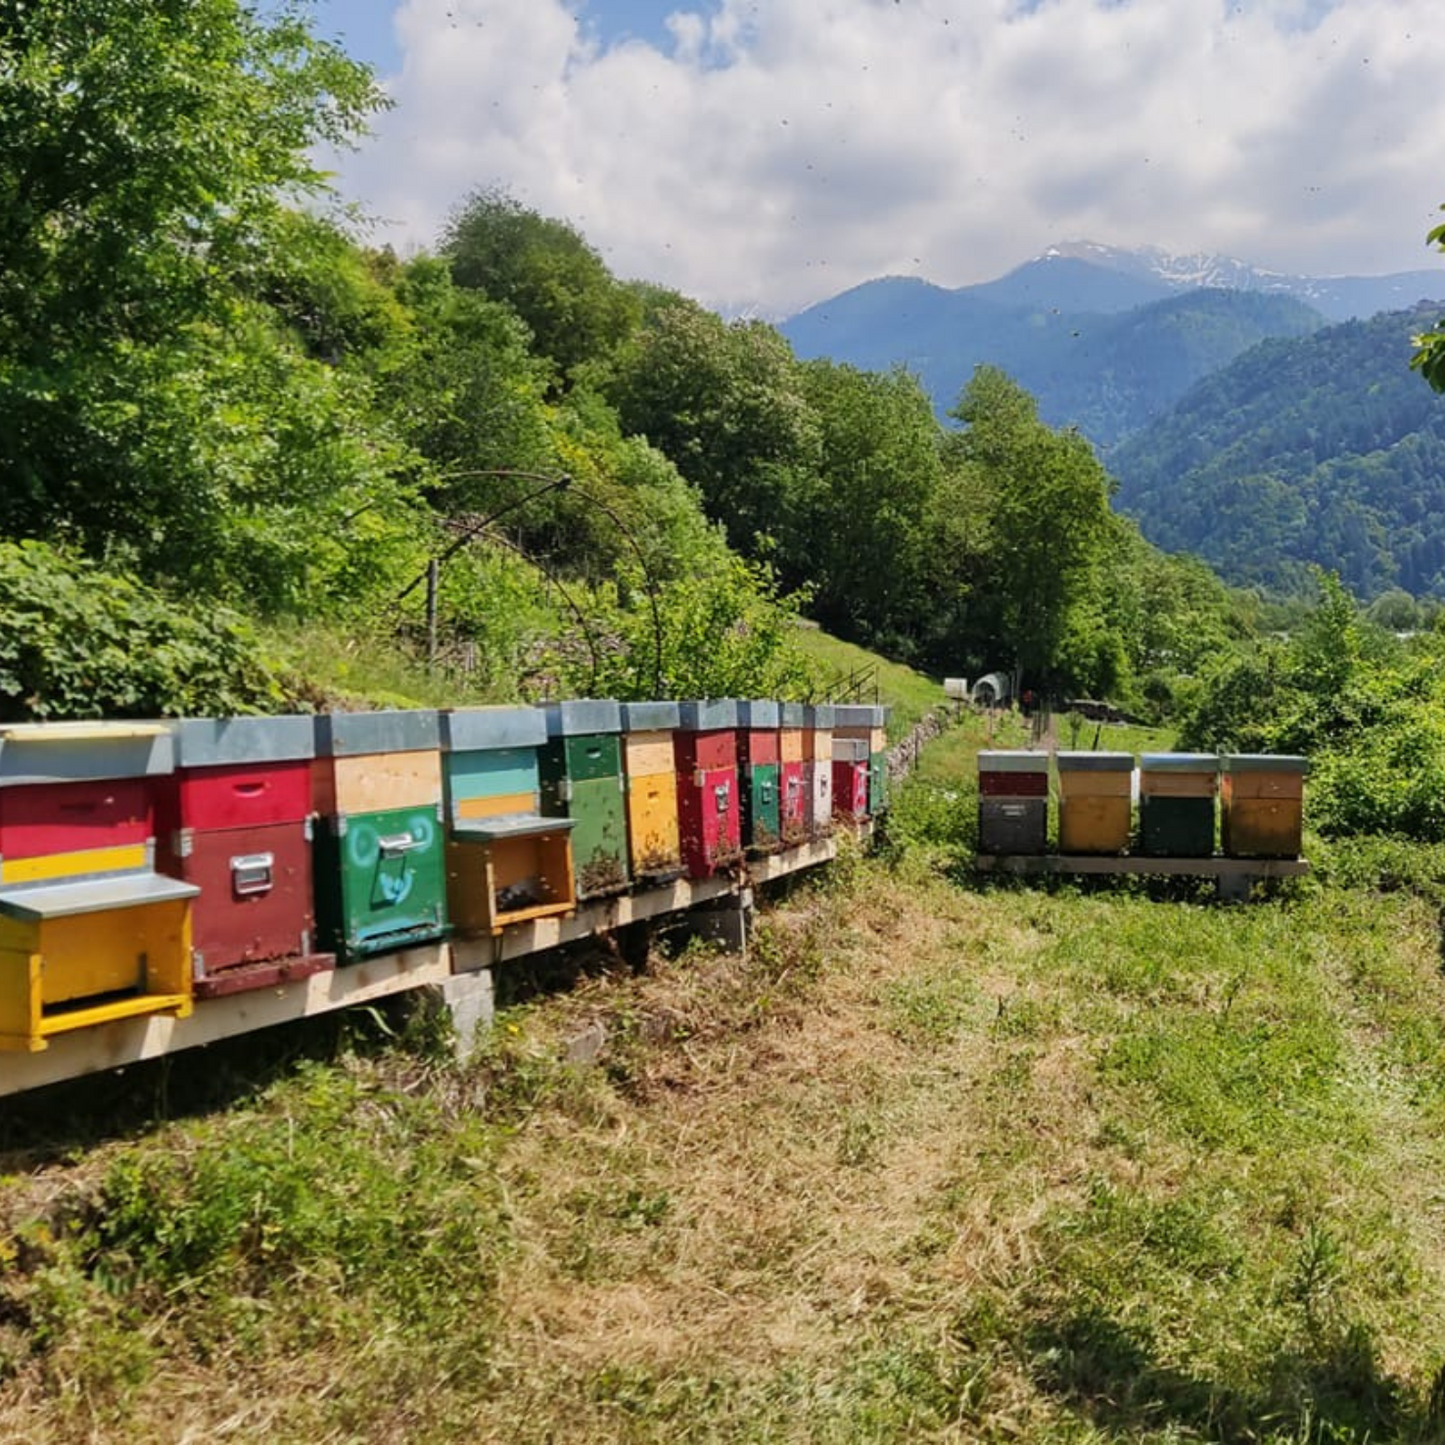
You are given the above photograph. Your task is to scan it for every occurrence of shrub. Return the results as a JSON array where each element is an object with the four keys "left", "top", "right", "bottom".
[{"left": 0, "top": 540, "right": 286, "bottom": 720}]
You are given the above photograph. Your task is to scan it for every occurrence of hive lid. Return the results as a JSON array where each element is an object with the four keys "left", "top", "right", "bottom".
[
  {"left": 440, "top": 707, "right": 546, "bottom": 752},
  {"left": 737, "top": 700, "right": 780, "bottom": 730},
  {"left": 833, "top": 704, "right": 889, "bottom": 729},
  {"left": 1222, "top": 754, "right": 1310, "bottom": 775},
  {"left": 803, "top": 704, "right": 835, "bottom": 730},
  {"left": 779, "top": 703, "right": 807, "bottom": 728},
  {"left": 315, "top": 710, "right": 440, "bottom": 757},
  {"left": 542, "top": 700, "right": 622, "bottom": 737},
  {"left": 1140, "top": 753, "right": 1219, "bottom": 773},
  {"left": 1056, "top": 751, "right": 1135, "bottom": 772},
  {"left": 0, "top": 871, "right": 200, "bottom": 921},
  {"left": 977, "top": 750, "right": 1049, "bottom": 774},
  {"left": 620, "top": 701, "right": 680, "bottom": 732},
  {"left": 172, "top": 715, "right": 315, "bottom": 767},
  {"left": 677, "top": 699, "right": 737, "bottom": 731},
  {"left": 0, "top": 722, "right": 174, "bottom": 785},
  {"left": 451, "top": 813, "right": 576, "bottom": 842}
]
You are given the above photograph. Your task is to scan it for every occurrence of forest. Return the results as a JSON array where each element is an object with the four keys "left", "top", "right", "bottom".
[{"left": 0, "top": 0, "right": 1261, "bottom": 726}]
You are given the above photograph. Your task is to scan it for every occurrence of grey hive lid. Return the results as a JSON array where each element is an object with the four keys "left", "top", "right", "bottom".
[
  {"left": 452, "top": 813, "right": 575, "bottom": 842},
  {"left": 804, "top": 704, "right": 835, "bottom": 729},
  {"left": 620, "top": 701, "right": 680, "bottom": 732},
  {"left": 542, "top": 700, "right": 622, "bottom": 737},
  {"left": 978, "top": 749, "right": 1049, "bottom": 774},
  {"left": 1056, "top": 751, "right": 1134, "bottom": 772},
  {"left": 833, "top": 704, "right": 890, "bottom": 729},
  {"left": 780, "top": 703, "right": 806, "bottom": 728},
  {"left": 441, "top": 707, "right": 547, "bottom": 752},
  {"left": 737, "top": 700, "right": 780, "bottom": 729},
  {"left": 677, "top": 699, "right": 737, "bottom": 731},
  {"left": 0, "top": 722, "right": 174, "bottom": 785},
  {"left": 1222, "top": 753, "right": 1309, "bottom": 775},
  {"left": 173, "top": 715, "right": 315, "bottom": 767},
  {"left": 315, "top": 709, "right": 440, "bottom": 757},
  {"left": 0, "top": 871, "right": 199, "bottom": 922},
  {"left": 1140, "top": 752, "right": 1219, "bottom": 773}
]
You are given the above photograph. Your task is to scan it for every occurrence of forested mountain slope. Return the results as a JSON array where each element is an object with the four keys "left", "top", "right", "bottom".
[
  {"left": 1110, "top": 304, "right": 1445, "bottom": 599},
  {"left": 782, "top": 281, "right": 1325, "bottom": 443}
]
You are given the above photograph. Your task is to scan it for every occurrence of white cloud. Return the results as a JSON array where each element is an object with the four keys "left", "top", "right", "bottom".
[{"left": 334, "top": 0, "right": 1445, "bottom": 316}]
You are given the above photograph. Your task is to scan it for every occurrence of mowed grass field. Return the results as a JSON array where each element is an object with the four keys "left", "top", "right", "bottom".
[{"left": 6, "top": 717, "right": 1445, "bottom": 1441}]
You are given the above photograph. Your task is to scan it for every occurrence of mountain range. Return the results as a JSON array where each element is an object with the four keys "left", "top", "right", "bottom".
[
  {"left": 780, "top": 243, "right": 1445, "bottom": 596},
  {"left": 780, "top": 242, "right": 1445, "bottom": 445}
]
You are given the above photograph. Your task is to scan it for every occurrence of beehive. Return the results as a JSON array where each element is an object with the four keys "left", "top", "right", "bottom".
[
  {"left": 0, "top": 722, "right": 196, "bottom": 1050},
  {"left": 442, "top": 707, "right": 575, "bottom": 936},
  {"left": 832, "top": 736, "right": 871, "bottom": 823},
  {"left": 1139, "top": 753, "right": 1218, "bottom": 857},
  {"left": 737, "top": 700, "right": 782, "bottom": 854},
  {"left": 312, "top": 711, "right": 448, "bottom": 961},
  {"left": 540, "top": 700, "right": 629, "bottom": 898},
  {"left": 778, "top": 703, "right": 808, "bottom": 846},
  {"left": 1220, "top": 754, "right": 1307, "bottom": 859},
  {"left": 674, "top": 701, "right": 741, "bottom": 878},
  {"left": 804, "top": 704, "right": 835, "bottom": 839},
  {"left": 977, "top": 750, "right": 1048, "bottom": 854},
  {"left": 157, "top": 715, "right": 331, "bottom": 998},
  {"left": 1056, "top": 751, "right": 1134, "bottom": 855},
  {"left": 621, "top": 701, "right": 684, "bottom": 882}
]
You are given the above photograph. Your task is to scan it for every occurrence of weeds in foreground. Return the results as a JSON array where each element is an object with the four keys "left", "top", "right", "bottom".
[{"left": 6, "top": 810, "right": 1445, "bottom": 1439}]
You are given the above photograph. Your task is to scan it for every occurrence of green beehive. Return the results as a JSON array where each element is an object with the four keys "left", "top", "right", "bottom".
[
  {"left": 1139, "top": 753, "right": 1218, "bottom": 857},
  {"left": 746, "top": 760, "right": 781, "bottom": 853},
  {"left": 312, "top": 803, "right": 448, "bottom": 960},
  {"left": 868, "top": 752, "right": 888, "bottom": 815},
  {"left": 539, "top": 701, "right": 629, "bottom": 898}
]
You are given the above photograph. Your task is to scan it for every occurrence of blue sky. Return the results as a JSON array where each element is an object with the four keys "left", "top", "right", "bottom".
[
  {"left": 309, "top": 1, "right": 712, "bottom": 72},
  {"left": 305, "top": 0, "right": 1445, "bottom": 318}
]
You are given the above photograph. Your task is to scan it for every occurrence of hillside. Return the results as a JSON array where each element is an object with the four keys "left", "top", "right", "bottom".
[
  {"left": 782, "top": 278, "right": 1326, "bottom": 444},
  {"left": 1110, "top": 303, "right": 1445, "bottom": 598}
]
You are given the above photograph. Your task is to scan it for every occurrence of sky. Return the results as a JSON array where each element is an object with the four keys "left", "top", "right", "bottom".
[{"left": 304, "top": 0, "right": 1445, "bottom": 318}]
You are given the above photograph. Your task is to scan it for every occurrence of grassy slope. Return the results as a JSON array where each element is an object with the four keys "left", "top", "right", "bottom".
[
  {"left": 266, "top": 620, "right": 949, "bottom": 727},
  {"left": 787, "top": 627, "right": 946, "bottom": 739},
  {"left": 7, "top": 716, "right": 1445, "bottom": 1441}
]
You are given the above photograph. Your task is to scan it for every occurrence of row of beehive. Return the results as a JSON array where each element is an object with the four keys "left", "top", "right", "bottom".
[
  {"left": 0, "top": 700, "right": 889, "bottom": 1052},
  {"left": 978, "top": 751, "right": 1308, "bottom": 859}
]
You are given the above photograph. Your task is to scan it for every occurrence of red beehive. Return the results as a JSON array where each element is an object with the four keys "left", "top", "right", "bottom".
[
  {"left": 155, "top": 717, "right": 333, "bottom": 998},
  {"left": 833, "top": 738, "right": 870, "bottom": 822},
  {"left": 674, "top": 701, "right": 741, "bottom": 878}
]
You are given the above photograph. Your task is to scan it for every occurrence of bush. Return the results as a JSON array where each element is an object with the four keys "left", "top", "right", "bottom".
[{"left": 0, "top": 540, "right": 286, "bottom": 720}]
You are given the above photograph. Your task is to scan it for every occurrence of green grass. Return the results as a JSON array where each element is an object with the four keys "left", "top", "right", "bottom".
[
  {"left": 8, "top": 775, "right": 1445, "bottom": 1439},
  {"left": 788, "top": 625, "right": 947, "bottom": 738}
]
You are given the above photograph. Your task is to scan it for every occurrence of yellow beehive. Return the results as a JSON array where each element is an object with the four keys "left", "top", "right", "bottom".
[
  {"left": 0, "top": 876, "right": 196, "bottom": 1052},
  {"left": 1056, "top": 752, "right": 1133, "bottom": 854},
  {"left": 1221, "top": 755, "right": 1307, "bottom": 858}
]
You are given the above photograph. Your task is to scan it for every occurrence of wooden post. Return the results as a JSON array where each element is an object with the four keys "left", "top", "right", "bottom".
[{"left": 426, "top": 558, "right": 439, "bottom": 667}]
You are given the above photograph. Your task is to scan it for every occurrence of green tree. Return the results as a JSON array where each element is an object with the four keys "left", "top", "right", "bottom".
[
  {"left": 0, "top": 0, "right": 400, "bottom": 610},
  {"left": 442, "top": 188, "right": 639, "bottom": 385},
  {"left": 792, "top": 360, "right": 943, "bottom": 655},
  {"left": 606, "top": 297, "right": 821, "bottom": 558},
  {"left": 948, "top": 368, "right": 1117, "bottom": 690}
]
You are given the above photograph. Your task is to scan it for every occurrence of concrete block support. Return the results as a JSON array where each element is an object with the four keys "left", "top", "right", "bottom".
[
  {"left": 438, "top": 968, "right": 495, "bottom": 1061},
  {"left": 689, "top": 887, "right": 753, "bottom": 956}
]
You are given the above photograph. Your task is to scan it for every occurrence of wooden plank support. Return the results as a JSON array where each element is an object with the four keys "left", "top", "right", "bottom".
[
  {"left": 0, "top": 946, "right": 453, "bottom": 1098},
  {"left": 453, "top": 834, "right": 843, "bottom": 970},
  {"left": 973, "top": 855, "right": 1309, "bottom": 877},
  {"left": 0, "top": 832, "right": 850, "bottom": 1098}
]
